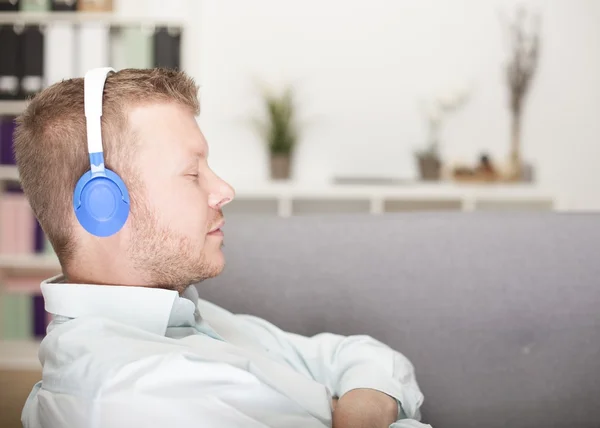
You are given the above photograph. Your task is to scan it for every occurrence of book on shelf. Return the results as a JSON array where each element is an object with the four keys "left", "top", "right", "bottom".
[
  {"left": 110, "top": 25, "right": 152, "bottom": 70},
  {"left": 0, "top": 116, "right": 16, "bottom": 164},
  {"left": 50, "top": 0, "right": 76, "bottom": 11},
  {"left": 0, "top": 0, "right": 20, "bottom": 12},
  {"left": 44, "top": 20, "right": 76, "bottom": 86},
  {"left": 153, "top": 26, "right": 181, "bottom": 69},
  {"left": 21, "top": 24, "right": 44, "bottom": 97},
  {"left": 77, "top": 0, "right": 111, "bottom": 12},
  {"left": 1, "top": 276, "right": 53, "bottom": 340},
  {"left": 76, "top": 21, "right": 110, "bottom": 75},
  {"left": 0, "top": 24, "right": 20, "bottom": 100},
  {"left": 20, "top": 0, "right": 50, "bottom": 12}
]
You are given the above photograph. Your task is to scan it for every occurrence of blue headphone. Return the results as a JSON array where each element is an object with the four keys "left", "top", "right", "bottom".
[{"left": 73, "top": 67, "right": 130, "bottom": 237}]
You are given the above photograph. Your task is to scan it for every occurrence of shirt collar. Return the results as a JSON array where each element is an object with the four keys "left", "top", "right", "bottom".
[{"left": 41, "top": 274, "right": 200, "bottom": 336}]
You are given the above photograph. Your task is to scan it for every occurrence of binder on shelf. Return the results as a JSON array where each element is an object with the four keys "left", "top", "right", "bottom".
[
  {"left": 34, "top": 219, "right": 45, "bottom": 253},
  {"left": 0, "top": 0, "right": 19, "bottom": 12},
  {"left": 44, "top": 22, "right": 75, "bottom": 86},
  {"left": 0, "top": 115, "right": 16, "bottom": 165},
  {"left": 50, "top": 0, "right": 76, "bottom": 11},
  {"left": 1, "top": 293, "right": 32, "bottom": 340},
  {"left": 20, "top": 25, "right": 45, "bottom": 98},
  {"left": 0, "top": 25, "right": 21, "bottom": 100},
  {"left": 43, "top": 236, "right": 54, "bottom": 255},
  {"left": 153, "top": 26, "right": 181, "bottom": 70},
  {"left": 77, "top": 0, "right": 111, "bottom": 12},
  {"left": 0, "top": 192, "right": 19, "bottom": 254},
  {"left": 2, "top": 276, "right": 50, "bottom": 340},
  {"left": 20, "top": 0, "right": 49, "bottom": 11},
  {"left": 76, "top": 22, "right": 109, "bottom": 77},
  {"left": 32, "top": 293, "right": 46, "bottom": 338},
  {"left": 0, "top": 187, "right": 35, "bottom": 255},
  {"left": 110, "top": 25, "right": 153, "bottom": 70}
]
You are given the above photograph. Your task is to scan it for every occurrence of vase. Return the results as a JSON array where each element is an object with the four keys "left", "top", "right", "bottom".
[
  {"left": 507, "top": 112, "right": 523, "bottom": 181},
  {"left": 270, "top": 154, "right": 291, "bottom": 180},
  {"left": 416, "top": 152, "right": 442, "bottom": 181}
]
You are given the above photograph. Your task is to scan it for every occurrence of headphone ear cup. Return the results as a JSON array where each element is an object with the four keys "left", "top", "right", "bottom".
[{"left": 73, "top": 169, "right": 130, "bottom": 237}]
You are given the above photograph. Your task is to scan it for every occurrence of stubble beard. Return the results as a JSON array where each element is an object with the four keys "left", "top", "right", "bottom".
[{"left": 127, "top": 198, "right": 223, "bottom": 294}]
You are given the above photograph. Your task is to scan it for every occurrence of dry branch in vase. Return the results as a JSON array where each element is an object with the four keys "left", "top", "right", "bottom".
[{"left": 500, "top": 6, "right": 541, "bottom": 181}]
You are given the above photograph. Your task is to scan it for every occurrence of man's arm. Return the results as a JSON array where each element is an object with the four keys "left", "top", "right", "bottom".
[
  {"left": 238, "top": 315, "right": 430, "bottom": 427},
  {"left": 32, "top": 352, "right": 330, "bottom": 428}
]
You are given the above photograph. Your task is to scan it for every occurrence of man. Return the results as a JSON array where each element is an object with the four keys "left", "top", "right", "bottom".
[{"left": 15, "top": 67, "right": 431, "bottom": 428}]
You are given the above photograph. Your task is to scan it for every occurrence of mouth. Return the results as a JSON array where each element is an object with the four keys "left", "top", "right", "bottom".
[{"left": 208, "top": 220, "right": 225, "bottom": 236}]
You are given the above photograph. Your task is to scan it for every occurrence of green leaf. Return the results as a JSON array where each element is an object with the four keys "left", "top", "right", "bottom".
[{"left": 251, "top": 84, "right": 300, "bottom": 155}]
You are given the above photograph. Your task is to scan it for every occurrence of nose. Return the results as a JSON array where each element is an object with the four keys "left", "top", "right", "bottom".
[{"left": 207, "top": 172, "right": 235, "bottom": 209}]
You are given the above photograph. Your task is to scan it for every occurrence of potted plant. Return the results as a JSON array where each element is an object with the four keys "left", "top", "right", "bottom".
[
  {"left": 416, "top": 87, "right": 470, "bottom": 181},
  {"left": 416, "top": 102, "right": 443, "bottom": 181},
  {"left": 252, "top": 85, "right": 300, "bottom": 180}
]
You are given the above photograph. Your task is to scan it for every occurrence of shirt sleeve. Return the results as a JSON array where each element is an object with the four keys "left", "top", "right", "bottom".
[
  {"left": 238, "top": 314, "right": 431, "bottom": 427},
  {"left": 25, "top": 352, "right": 330, "bottom": 428}
]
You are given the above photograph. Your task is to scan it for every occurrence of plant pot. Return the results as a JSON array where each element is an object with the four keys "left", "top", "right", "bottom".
[
  {"left": 270, "top": 154, "right": 291, "bottom": 180},
  {"left": 416, "top": 152, "right": 442, "bottom": 181}
]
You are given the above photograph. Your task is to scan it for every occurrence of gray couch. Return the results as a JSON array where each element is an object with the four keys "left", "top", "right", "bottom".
[{"left": 200, "top": 212, "right": 600, "bottom": 428}]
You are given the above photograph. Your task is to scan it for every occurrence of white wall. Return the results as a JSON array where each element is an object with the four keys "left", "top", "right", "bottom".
[{"left": 186, "top": 0, "right": 600, "bottom": 210}]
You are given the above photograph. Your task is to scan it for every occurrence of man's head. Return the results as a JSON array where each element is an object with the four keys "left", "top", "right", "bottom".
[{"left": 14, "top": 68, "right": 235, "bottom": 293}]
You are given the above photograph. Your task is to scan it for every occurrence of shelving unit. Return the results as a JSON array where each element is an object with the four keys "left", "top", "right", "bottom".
[
  {"left": 0, "top": 11, "right": 185, "bottom": 27},
  {"left": 0, "top": 8, "right": 189, "bottom": 372},
  {"left": 226, "top": 181, "right": 556, "bottom": 217}
]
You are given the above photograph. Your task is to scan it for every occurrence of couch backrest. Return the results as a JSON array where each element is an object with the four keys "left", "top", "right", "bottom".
[{"left": 200, "top": 212, "right": 600, "bottom": 428}]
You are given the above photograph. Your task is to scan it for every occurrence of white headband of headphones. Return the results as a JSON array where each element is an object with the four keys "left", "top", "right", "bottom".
[{"left": 83, "top": 67, "right": 115, "bottom": 174}]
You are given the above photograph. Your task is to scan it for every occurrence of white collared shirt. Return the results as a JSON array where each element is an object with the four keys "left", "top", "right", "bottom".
[{"left": 21, "top": 275, "right": 431, "bottom": 428}]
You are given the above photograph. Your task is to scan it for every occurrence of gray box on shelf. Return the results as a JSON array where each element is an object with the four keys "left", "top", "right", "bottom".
[{"left": 201, "top": 212, "right": 600, "bottom": 428}]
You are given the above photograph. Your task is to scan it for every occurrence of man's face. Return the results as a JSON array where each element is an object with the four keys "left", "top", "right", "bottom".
[{"left": 125, "top": 102, "right": 235, "bottom": 292}]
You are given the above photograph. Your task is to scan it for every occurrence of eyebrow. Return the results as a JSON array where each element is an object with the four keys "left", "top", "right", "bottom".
[{"left": 183, "top": 154, "right": 200, "bottom": 170}]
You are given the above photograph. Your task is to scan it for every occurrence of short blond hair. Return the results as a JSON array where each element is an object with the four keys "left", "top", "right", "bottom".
[{"left": 14, "top": 68, "right": 200, "bottom": 266}]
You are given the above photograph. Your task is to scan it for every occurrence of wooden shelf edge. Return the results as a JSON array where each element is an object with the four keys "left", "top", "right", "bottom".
[
  {"left": 0, "top": 254, "right": 61, "bottom": 277},
  {"left": 0, "top": 100, "right": 28, "bottom": 116},
  {"left": 0, "top": 165, "right": 20, "bottom": 182},
  {"left": 0, "top": 339, "right": 42, "bottom": 371}
]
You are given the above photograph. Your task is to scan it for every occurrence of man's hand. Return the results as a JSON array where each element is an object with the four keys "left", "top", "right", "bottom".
[{"left": 332, "top": 388, "right": 398, "bottom": 428}]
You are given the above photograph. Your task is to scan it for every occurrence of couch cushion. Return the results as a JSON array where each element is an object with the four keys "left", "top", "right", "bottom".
[{"left": 200, "top": 212, "right": 600, "bottom": 428}]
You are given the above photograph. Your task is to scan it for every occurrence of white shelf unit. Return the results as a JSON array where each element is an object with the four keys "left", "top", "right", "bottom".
[
  {"left": 0, "top": 165, "right": 20, "bottom": 182},
  {"left": 0, "top": 9, "right": 192, "bottom": 373},
  {"left": 0, "top": 161, "right": 556, "bottom": 217},
  {"left": 0, "top": 100, "right": 28, "bottom": 116},
  {"left": 225, "top": 182, "right": 556, "bottom": 217},
  {"left": 0, "top": 339, "right": 41, "bottom": 370},
  {"left": 0, "top": 11, "right": 185, "bottom": 27}
]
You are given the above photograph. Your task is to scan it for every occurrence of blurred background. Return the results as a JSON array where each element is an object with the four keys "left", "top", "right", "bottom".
[{"left": 0, "top": 0, "right": 599, "bottom": 426}]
